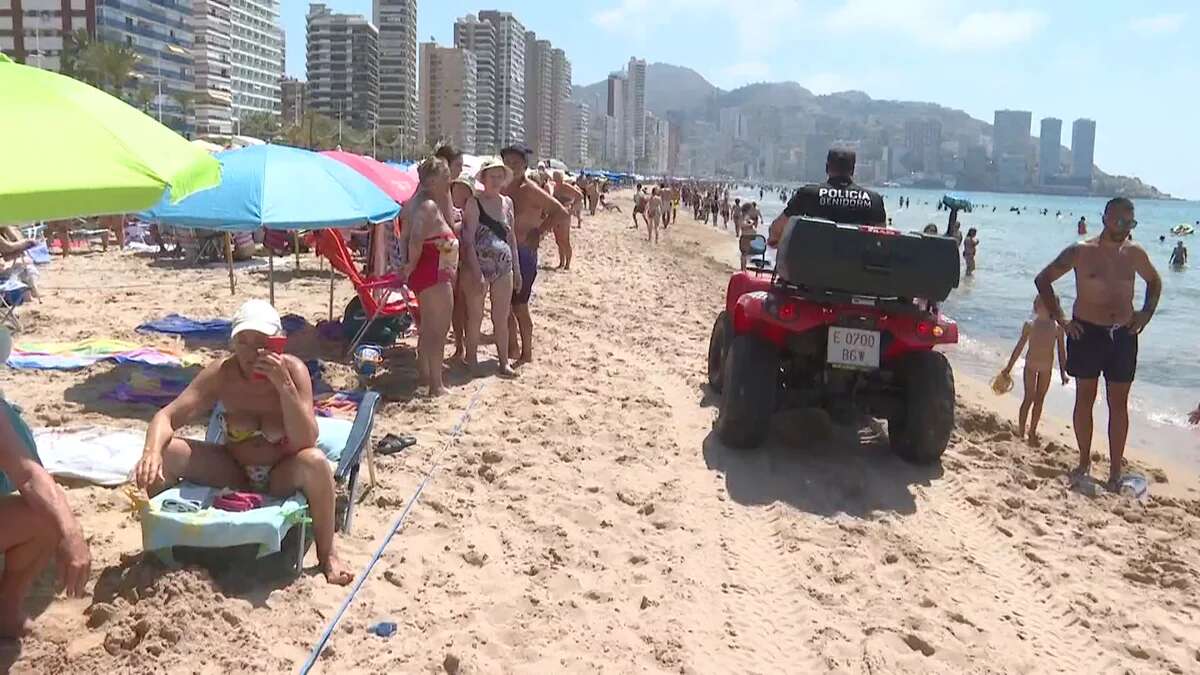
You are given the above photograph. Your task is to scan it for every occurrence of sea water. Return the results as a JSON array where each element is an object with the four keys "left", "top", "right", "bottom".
[{"left": 731, "top": 186, "right": 1200, "bottom": 473}]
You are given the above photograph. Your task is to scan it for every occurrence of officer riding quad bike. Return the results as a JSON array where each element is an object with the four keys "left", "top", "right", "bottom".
[{"left": 707, "top": 219, "right": 961, "bottom": 464}]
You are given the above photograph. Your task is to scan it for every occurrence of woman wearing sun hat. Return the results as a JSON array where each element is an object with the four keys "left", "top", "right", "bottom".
[
  {"left": 462, "top": 157, "right": 521, "bottom": 378},
  {"left": 448, "top": 174, "right": 477, "bottom": 364}
]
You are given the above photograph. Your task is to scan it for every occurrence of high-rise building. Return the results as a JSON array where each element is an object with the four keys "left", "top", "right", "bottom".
[
  {"left": 1039, "top": 117, "right": 1062, "bottom": 185},
  {"left": 453, "top": 14, "right": 496, "bottom": 153},
  {"left": 280, "top": 75, "right": 305, "bottom": 126},
  {"left": 903, "top": 118, "right": 942, "bottom": 173},
  {"left": 642, "top": 113, "right": 669, "bottom": 174},
  {"left": 477, "top": 10, "right": 524, "bottom": 148},
  {"left": 1071, "top": 118, "right": 1096, "bottom": 185},
  {"left": 564, "top": 100, "right": 588, "bottom": 168},
  {"left": 417, "top": 42, "right": 476, "bottom": 153},
  {"left": 522, "top": 32, "right": 553, "bottom": 159},
  {"left": 305, "top": 4, "right": 378, "bottom": 132},
  {"left": 0, "top": 0, "right": 96, "bottom": 71},
  {"left": 190, "top": 0, "right": 233, "bottom": 138},
  {"left": 228, "top": 0, "right": 282, "bottom": 123},
  {"left": 719, "top": 108, "right": 748, "bottom": 141},
  {"left": 626, "top": 57, "right": 646, "bottom": 161},
  {"left": 96, "top": 0, "right": 194, "bottom": 131},
  {"left": 548, "top": 47, "right": 570, "bottom": 160},
  {"left": 605, "top": 71, "right": 626, "bottom": 163},
  {"left": 993, "top": 109, "right": 1032, "bottom": 189},
  {"left": 374, "top": 0, "right": 417, "bottom": 149},
  {"left": 666, "top": 112, "right": 682, "bottom": 176}
]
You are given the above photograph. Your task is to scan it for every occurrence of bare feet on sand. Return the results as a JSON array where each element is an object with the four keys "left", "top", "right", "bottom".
[
  {"left": 322, "top": 556, "right": 354, "bottom": 586},
  {"left": 1027, "top": 431, "right": 1040, "bottom": 446},
  {"left": 497, "top": 364, "right": 518, "bottom": 379}
]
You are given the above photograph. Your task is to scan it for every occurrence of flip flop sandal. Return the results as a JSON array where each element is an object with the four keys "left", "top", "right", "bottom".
[{"left": 377, "top": 433, "right": 416, "bottom": 456}]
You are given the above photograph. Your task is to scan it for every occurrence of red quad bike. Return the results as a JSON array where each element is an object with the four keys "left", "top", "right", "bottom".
[{"left": 707, "top": 217, "right": 961, "bottom": 463}]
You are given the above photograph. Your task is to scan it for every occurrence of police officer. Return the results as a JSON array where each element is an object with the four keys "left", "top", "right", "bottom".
[{"left": 768, "top": 147, "right": 887, "bottom": 247}]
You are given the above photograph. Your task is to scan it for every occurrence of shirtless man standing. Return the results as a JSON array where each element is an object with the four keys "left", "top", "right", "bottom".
[
  {"left": 551, "top": 171, "right": 583, "bottom": 270},
  {"left": 632, "top": 185, "right": 647, "bottom": 231},
  {"left": 1035, "top": 197, "right": 1162, "bottom": 490},
  {"left": 501, "top": 144, "right": 570, "bottom": 364}
]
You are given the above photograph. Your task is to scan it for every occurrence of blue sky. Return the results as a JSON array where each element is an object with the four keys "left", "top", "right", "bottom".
[{"left": 282, "top": 1, "right": 1198, "bottom": 198}]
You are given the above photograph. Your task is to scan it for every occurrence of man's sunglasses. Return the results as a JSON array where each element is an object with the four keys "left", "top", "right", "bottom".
[{"left": 1116, "top": 217, "right": 1138, "bottom": 229}]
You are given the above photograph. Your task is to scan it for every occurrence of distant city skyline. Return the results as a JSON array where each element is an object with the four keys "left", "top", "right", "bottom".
[{"left": 279, "top": 1, "right": 1197, "bottom": 198}]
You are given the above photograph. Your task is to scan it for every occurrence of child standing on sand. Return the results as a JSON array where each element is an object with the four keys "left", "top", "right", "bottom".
[{"left": 1000, "top": 297, "right": 1069, "bottom": 444}]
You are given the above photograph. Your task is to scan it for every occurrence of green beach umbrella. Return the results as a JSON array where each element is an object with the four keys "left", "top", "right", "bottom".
[{"left": 0, "top": 53, "right": 220, "bottom": 223}]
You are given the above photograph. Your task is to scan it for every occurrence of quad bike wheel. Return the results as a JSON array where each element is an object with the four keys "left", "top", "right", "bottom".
[
  {"left": 888, "top": 350, "right": 955, "bottom": 464},
  {"left": 707, "top": 311, "right": 732, "bottom": 392},
  {"left": 716, "top": 334, "right": 779, "bottom": 449}
]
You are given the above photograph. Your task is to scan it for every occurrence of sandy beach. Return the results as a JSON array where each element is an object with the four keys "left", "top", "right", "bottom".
[{"left": 4, "top": 191, "right": 1200, "bottom": 674}]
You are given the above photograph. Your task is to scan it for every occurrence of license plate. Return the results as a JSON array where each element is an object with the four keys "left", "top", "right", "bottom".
[{"left": 827, "top": 327, "right": 880, "bottom": 370}]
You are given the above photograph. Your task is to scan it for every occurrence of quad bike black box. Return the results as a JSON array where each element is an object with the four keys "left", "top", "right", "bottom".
[{"left": 777, "top": 217, "right": 960, "bottom": 301}]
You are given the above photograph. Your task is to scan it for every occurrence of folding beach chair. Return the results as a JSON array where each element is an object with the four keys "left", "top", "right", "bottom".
[
  {"left": 0, "top": 277, "right": 29, "bottom": 332},
  {"left": 313, "top": 229, "right": 419, "bottom": 354},
  {"left": 140, "top": 392, "right": 380, "bottom": 575}
]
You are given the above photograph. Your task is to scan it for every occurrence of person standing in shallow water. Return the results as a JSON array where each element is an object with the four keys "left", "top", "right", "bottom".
[
  {"left": 1034, "top": 197, "right": 1162, "bottom": 490},
  {"left": 963, "top": 227, "right": 979, "bottom": 275},
  {"left": 1077, "top": 216, "right": 1087, "bottom": 235}
]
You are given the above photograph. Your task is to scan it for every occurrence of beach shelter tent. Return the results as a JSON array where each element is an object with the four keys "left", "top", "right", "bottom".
[
  {"left": 0, "top": 52, "right": 220, "bottom": 224},
  {"left": 142, "top": 144, "right": 399, "bottom": 299}
]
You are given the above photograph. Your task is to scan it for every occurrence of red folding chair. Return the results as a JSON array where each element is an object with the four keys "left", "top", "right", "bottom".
[{"left": 314, "top": 229, "right": 419, "bottom": 354}]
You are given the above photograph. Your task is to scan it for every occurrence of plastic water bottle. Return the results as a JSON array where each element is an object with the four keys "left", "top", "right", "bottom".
[{"left": 1119, "top": 474, "right": 1149, "bottom": 502}]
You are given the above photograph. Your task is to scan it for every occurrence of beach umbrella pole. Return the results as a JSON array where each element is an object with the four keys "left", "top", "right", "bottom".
[
  {"left": 269, "top": 252, "right": 276, "bottom": 306},
  {"left": 328, "top": 264, "right": 335, "bottom": 322},
  {"left": 223, "top": 233, "right": 235, "bottom": 296}
]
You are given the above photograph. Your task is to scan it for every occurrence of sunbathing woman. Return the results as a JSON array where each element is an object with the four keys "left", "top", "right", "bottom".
[{"left": 131, "top": 300, "right": 353, "bottom": 585}]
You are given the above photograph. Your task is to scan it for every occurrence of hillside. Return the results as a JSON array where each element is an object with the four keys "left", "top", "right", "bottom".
[{"left": 573, "top": 63, "right": 1165, "bottom": 197}]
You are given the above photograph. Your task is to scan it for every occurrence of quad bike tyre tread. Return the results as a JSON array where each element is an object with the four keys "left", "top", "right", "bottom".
[
  {"left": 716, "top": 335, "right": 778, "bottom": 449},
  {"left": 707, "top": 311, "right": 732, "bottom": 392},
  {"left": 888, "top": 350, "right": 955, "bottom": 464}
]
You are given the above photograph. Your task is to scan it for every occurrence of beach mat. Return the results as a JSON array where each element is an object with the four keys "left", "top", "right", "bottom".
[
  {"left": 137, "top": 314, "right": 231, "bottom": 341},
  {"left": 6, "top": 339, "right": 200, "bottom": 370},
  {"left": 104, "top": 365, "right": 197, "bottom": 407},
  {"left": 32, "top": 426, "right": 144, "bottom": 486}
]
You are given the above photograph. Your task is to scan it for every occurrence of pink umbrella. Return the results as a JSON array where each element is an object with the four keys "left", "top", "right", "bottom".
[{"left": 320, "top": 150, "right": 418, "bottom": 204}]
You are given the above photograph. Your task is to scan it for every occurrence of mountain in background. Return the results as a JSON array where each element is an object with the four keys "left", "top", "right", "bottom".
[{"left": 573, "top": 63, "right": 1166, "bottom": 198}]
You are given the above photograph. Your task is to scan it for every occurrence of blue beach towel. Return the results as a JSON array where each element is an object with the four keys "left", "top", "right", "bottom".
[{"left": 137, "top": 314, "right": 232, "bottom": 341}]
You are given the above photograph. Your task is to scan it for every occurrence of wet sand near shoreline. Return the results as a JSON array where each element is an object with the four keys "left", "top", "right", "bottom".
[{"left": 4, "top": 192, "right": 1200, "bottom": 673}]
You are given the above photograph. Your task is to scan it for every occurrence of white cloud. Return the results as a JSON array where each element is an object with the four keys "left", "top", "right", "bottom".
[
  {"left": 1130, "top": 13, "right": 1186, "bottom": 37},
  {"left": 825, "top": 0, "right": 1045, "bottom": 51}
]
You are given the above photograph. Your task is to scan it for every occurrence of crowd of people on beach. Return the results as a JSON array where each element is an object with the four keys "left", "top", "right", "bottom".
[{"left": 3, "top": 139, "right": 1200, "bottom": 649}]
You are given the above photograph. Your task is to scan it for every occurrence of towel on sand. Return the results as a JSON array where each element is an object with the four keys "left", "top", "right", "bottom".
[
  {"left": 6, "top": 339, "right": 201, "bottom": 370},
  {"left": 32, "top": 426, "right": 145, "bottom": 486},
  {"left": 137, "top": 314, "right": 231, "bottom": 341}
]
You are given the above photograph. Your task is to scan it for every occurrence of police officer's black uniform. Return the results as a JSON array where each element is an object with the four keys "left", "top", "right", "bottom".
[{"left": 782, "top": 176, "right": 887, "bottom": 225}]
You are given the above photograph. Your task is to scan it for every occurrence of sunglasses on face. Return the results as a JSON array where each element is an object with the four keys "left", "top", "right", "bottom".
[{"left": 1115, "top": 217, "right": 1138, "bottom": 229}]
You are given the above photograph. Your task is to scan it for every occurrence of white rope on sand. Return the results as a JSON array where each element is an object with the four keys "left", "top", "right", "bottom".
[{"left": 299, "top": 381, "right": 489, "bottom": 674}]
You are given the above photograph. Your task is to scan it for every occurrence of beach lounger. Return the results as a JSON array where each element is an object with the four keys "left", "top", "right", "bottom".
[
  {"left": 140, "top": 391, "right": 380, "bottom": 575},
  {"left": 314, "top": 229, "right": 419, "bottom": 354}
]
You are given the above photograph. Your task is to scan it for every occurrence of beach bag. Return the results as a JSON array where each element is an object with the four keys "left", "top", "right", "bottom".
[{"left": 341, "top": 296, "right": 405, "bottom": 346}]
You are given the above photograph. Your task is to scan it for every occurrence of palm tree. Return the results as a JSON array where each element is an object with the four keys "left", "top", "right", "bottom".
[
  {"left": 238, "top": 111, "right": 281, "bottom": 141},
  {"left": 59, "top": 29, "right": 92, "bottom": 80},
  {"left": 283, "top": 112, "right": 337, "bottom": 150}
]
